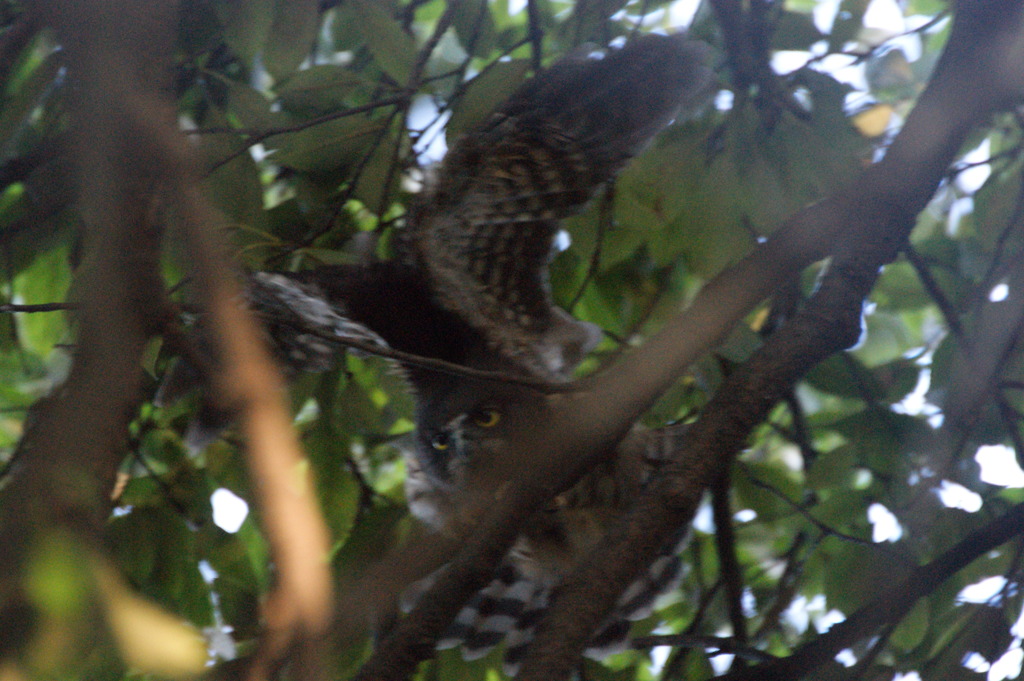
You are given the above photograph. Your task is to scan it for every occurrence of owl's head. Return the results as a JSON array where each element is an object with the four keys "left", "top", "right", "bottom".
[
  {"left": 414, "top": 368, "right": 543, "bottom": 481},
  {"left": 403, "top": 365, "right": 548, "bottom": 530}
]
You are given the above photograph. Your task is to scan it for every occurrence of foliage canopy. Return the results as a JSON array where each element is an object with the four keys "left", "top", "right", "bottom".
[{"left": 3, "top": 1, "right": 1024, "bottom": 681}]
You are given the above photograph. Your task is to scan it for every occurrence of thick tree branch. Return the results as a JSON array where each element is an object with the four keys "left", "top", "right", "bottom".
[
  {"left": 100, "top": 18, "right": 338, "bottom": 681},
  {"left": 515, "top": 4, "right": 1024, "bottom": 678},
  {"left": 520, "top": 240, "right": 888, "bottom": 679}
]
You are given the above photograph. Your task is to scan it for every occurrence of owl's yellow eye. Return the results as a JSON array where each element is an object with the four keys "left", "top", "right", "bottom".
[
  {"left": 431, "top": 432, "right": 451, "bottom": 451},
  {"left": 472, "top": 408, "right": 501, "bottom": 428}
]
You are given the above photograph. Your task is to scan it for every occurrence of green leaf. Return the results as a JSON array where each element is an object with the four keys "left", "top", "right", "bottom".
[
  {"left": 13, "top": 245, "right": 69, "bottom": 359},
  {"left": 332, "top": 501, "right": 408, "bottom": 571},
  {"left": 854, "top": 309, "right": 920, "bottom": 367},
  {"left": 806, "top": 444, "right": 859, "bottom": 490},
  {"left": 207, "top": 72, "right": 282, "bottom": 129},
  {"left": 447, "top": 60, "right": 530, "bottom": 139},
  {"left": 95, "top": 561, "right": 208, "bottom": 680},
  {"left": 0, "top": 49, "right": 61, "bottom": 148},
  {"left": 452, "top": 0, "right": 498, "bottom": 57},
  {"left": 871, "top": 358, "right": 922, "bottom": 404},
  {"left": 218, "top": 0, "right": 275, "bottom": 65},
  {"left": 891, "top": 598, "right": 930, "bottom": 652},
  {"left": 351, "top": 131, "right": 403, "bottom": 212},
  {"left": 266, "top": 115, "right": 385, "bottom": 173},
  {"left": 872, "top": 259, "right": 933, "bottom": 311},
  {"left": 107, "top": 508, "right": 213, "bottom": 627},
  {"left": 734, "top": 462, "right": 803, "bottom": 522},
  {"left": 276, "top": 65, "right": 372, "bottom": 116},
  {"left": 346, "top": 0, "right": 417, "bottom": 85},
  {"left": 198, "top": 108, "right": 268, "bottom": 239},
  {"left": 811, "top": 488, "right": 872, "bottom": 534},
  {"left": 804, "top": 354, "right": 871, "bottom": 400},
  {"left": 25, "top": 531, "right": 92, "bottom": 618},
  {"left": 820, "top": 540, "right": 910, "bottom": 613},
  {"left": 200, "top": 524, "right": 263, "bottom": 639},
  {"left": 830, "top": 409, "right": 929, "bottom": 474},
  {"left": 613, "top": 120, "right": 754, "bottom": 276},
  {"left": 772, "top": 10, "right": 825, "bottom": 51},
  {"left": 974, "top": 161, "right": 1023, "bottom": 252},
  {"left": 263, "top": 0, "right": 320, "bottom": 81},
  {"left": 828, "top": 0, "right": 870, "bottom": 53},
  {"left": 907, "top": 0, "right": 947, "bottom": 14}
]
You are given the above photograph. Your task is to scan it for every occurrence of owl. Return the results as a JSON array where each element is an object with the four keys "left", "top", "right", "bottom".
[{"left": 162, "top": 33, "right": 711, "bottom": 673}]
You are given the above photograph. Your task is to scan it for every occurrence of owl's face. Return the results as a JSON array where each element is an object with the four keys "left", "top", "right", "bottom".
[
  {"left": 404, "top": 366, "right": 548, "bottom": 530},
  {"left": 414, "top": 372, "right": 541, "bottom": 486}
]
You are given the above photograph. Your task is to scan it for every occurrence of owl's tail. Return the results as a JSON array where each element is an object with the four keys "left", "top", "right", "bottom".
[{"left": 410, "top": 528, "right": 690, "bottom": 676}]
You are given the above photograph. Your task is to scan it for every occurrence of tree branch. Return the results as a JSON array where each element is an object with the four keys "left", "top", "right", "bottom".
[
  {"left": 0, "top": 302, "right": 77, "bottom": 313},
  {"left": 515, "top": 3, "right": 1024, "bottom": 678},
  {"left": 711, "top": 471, "right": 748, "bottom": 650},
  {"left": 275, "top": 315, "right": 575, "bottom": 392}
]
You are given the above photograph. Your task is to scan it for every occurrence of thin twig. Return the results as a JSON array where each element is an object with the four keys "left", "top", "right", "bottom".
[
  {"left": 904, "top": 245, "right": 964, "bottom": 338},
  {"left": 719, "top": 499, "right": 1024, "bottom": 681},
  {"left": 202, "top": 96, "right": 407, "bottom": 174},
  {"left": 736, "top": 462, "right": 910, "bottom": 561},
  {"left": 568, "top": 187, "right": 612, "bottom": 312},
  {"left": 0, "top": 302, "right": 77, "bottom": 313},
  {"left": 278, "top": 316, "right": 575, "bottom": 393},
  {"left": 753, "top": 532, "right": 811, "bottom": 638},
  {"left": 630, "top": 633, "right": 775, "bottom": 663},
  {"left": 193, "top": 96, "right": 407, "bottom": 140},
  {"left": 526, "top": 0, "right": 543, "bottom": 72}
]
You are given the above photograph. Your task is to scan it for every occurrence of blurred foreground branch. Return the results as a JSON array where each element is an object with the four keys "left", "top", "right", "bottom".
[
  {"left": 0, "top": 0, "right": 179, "bottom": 672},
  {"left": 0, "top": 2, "right": 335, "bottom": 679}
]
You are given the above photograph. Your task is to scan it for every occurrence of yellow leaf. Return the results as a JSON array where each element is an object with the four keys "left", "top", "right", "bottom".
[
  {"left": 748, "top": 306, "right": 771, "bottom": 333},
  {"left": 93, "top": 561, "right": 208, "bottom": 679},
  {"left": 852, "top": 104, "right": 894, "bottom": 138}
]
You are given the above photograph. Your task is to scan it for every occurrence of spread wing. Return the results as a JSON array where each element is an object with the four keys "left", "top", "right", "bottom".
[
  {"left": 409, "top": 34, "right": 713, "bottom": 379},
  {"left": 159, "top": 34, "right": 710, "bottom": 445}
]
